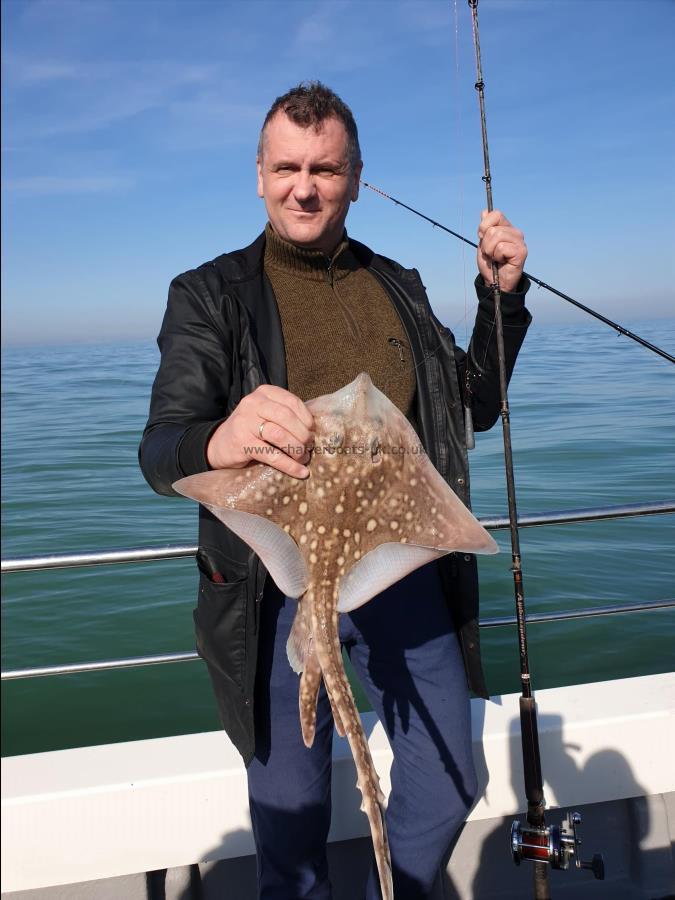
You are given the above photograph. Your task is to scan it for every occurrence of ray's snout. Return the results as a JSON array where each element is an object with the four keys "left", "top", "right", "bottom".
[
  {"left": 351, "top": 372, "right": 383, "bottom": 419},
  {"left": 353, "top": 372, "right": 374, "bottom": 394}
]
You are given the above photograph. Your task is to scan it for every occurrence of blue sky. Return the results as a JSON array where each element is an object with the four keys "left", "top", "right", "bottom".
[{"left": 2, "top": 0, "right": 674, "bottom": 345}]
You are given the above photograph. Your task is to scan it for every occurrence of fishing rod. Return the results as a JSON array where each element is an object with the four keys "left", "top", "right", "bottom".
[
  {"left": 466, "top": 3, "right": 604, "bottom": 898},
  {"left": 360, "top": 204, "right": 674, "bottom": 368}
]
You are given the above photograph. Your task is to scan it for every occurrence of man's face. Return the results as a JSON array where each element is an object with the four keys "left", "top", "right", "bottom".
[{"left": 257, "top": 112, "right": 362, "bottom": 255}]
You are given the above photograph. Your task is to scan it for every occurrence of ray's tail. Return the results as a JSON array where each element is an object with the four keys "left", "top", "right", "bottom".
[{"left": 311, "top": 596, "right": 394, "bottom": 900}]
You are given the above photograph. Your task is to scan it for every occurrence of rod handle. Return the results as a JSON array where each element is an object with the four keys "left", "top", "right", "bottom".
[{"left": 520, "top": 697, "right": 545, "bottom": 816}]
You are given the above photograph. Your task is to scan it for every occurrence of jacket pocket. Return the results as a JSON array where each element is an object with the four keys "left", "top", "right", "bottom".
[{"left": 193, "top": 548, "right": 249, "bottom": 690}]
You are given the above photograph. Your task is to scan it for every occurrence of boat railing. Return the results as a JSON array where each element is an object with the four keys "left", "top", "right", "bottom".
[{"left": 2, "top": 500, "right": 674, "bottom": 681}]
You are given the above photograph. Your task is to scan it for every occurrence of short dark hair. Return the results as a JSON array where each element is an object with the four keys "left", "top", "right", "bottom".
[{"left": 258, "top": 81, "right": 361, "bottom": 170}]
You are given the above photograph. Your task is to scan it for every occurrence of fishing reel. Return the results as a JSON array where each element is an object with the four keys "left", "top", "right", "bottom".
[{"left": 511, "top": 812, "right": 605, "bottom": 880}]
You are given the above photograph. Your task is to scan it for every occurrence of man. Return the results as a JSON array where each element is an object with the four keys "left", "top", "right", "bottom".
[{"left": 140, "top": 82, "right": 530, "bottom": 899}]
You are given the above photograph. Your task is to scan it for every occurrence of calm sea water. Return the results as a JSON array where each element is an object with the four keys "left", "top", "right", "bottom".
[{"left": 2, "top": 319, "right": 674, "bottom": 757}]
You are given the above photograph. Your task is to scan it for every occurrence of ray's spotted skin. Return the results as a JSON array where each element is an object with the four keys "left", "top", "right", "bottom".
[{"left": 174, "top": 373, "right": 498, "bottom": 900}]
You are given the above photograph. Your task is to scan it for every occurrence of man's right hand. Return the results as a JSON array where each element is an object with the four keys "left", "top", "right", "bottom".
[{"left": 206, "top": 385, "right": 314, "bottom": 479}]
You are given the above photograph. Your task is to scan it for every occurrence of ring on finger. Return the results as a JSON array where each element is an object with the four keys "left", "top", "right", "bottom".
[{"left": 258, "top": 420, "right": 267, "bottom": 440}]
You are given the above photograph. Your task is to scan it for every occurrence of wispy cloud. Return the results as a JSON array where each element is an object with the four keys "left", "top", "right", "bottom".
[
  {"left": 396, "top": 0, "right": 452, "bottom": 33},
  {"left": 163, "top": 94, "right": 263, "bottom": 151},
  {"left": 16, "top": 0, "right": 116, "bottom": 31},
  {"left": 4, "top": 58, "right": 224, "bottom": 139},
  {"left": 4, "top": 174, "right": 135, "bottom": 196},
  {"left": 6, "top": 60, "right": 81, "bottom": 84},
  {"left": 294, "top": 6, "right": 335, "bottom": 47},
  {"left": 289, "top": 3, "right": 394, "bottom": 72}
]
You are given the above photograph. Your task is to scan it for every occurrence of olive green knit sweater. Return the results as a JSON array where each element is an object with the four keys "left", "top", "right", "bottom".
[{"left": 264, "top": 224, "right": 416, "bottom": 419}]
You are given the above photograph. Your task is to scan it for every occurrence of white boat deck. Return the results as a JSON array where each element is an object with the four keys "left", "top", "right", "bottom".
[{"left": 2, "top": 673, "right": 674, "bottom": 899}]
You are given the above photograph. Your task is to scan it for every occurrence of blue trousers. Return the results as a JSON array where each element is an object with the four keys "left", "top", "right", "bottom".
[{"left": 247, "top": 562, "right": 478, "bottom": 899}]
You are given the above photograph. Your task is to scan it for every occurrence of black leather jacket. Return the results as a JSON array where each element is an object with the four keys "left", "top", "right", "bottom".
[{"left": 139, "top": 230, "right": 531, "bottom": 765}]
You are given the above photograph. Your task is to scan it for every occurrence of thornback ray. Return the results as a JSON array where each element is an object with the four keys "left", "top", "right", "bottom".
[{"left": 174, "top": 372, "right": 498, "bottom": 900}]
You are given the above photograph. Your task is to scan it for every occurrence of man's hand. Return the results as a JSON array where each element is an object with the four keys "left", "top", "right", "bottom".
[
  {"left": 477, "top": 210, "right": 528, "bottom": 293},
  {"left": 206, "top": 385, "right": 314, "bottom": 479}
]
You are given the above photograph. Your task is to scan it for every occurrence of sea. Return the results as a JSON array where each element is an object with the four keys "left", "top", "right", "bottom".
[{"left": 2, "top": 319, "right": 674, "bottom": 757}]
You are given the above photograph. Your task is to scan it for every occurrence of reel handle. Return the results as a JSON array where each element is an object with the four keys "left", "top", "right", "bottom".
[
  {"left": 581, "top": 853, "right": 605, "bottom": 881},
  {"left": 568, "top": 811, "right": 605, "bottom": 880}
]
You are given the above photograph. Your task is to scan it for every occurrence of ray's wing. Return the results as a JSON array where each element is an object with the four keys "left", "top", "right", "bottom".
[
  {"left": 337, "top": 442, "right": 497, "bottom": 613},
  {"left": 173, "top": 466, "right": 310, "bottom": 599}
]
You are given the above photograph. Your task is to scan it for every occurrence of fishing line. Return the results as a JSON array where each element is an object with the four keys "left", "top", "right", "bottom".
[
  {"left": 359, "top": 182, "right": 675, "bottom": 366},
  {"left": 452, "top": 0, "right": 470, "bottom": 349}
]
